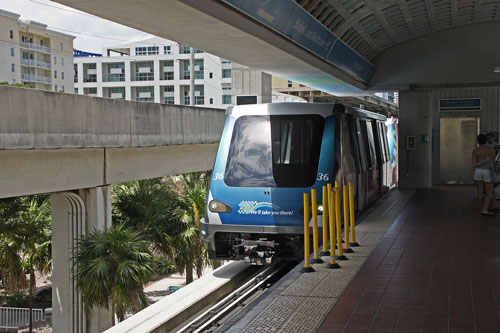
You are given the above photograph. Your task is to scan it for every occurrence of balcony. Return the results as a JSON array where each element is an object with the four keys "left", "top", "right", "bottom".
[
  {"left": 20, "top": 59, "right": 51, "bottom": 69},
  {"left": 84, "top": 75, "right": 97, "bottom": 83},
  {"left": 105, "top": 73, "right": 125, "bottom": 82},
  {"left": 134, "top": 72, "right": 154, "bottom": 81},
  {"left": 21, "top": 73, "right": 52, "bottom": 84},
  {"left": 19, "top": 42, "right": 51, "bottom": 54}
]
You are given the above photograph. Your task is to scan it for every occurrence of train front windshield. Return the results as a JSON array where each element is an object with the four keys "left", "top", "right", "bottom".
[{"left": 224, "top": 115, "right": 324, "bottom": 188}]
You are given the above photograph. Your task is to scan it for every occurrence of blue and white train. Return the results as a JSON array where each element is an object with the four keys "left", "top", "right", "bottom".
[{"left": 201, "top": 103, "right": 398, "bottom": 264}]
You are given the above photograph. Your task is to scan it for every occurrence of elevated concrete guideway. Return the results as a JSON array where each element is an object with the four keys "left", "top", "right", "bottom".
[
  {"left": 0, "top": 86, "right": 225, "bottom": 198},
  {"left": 55, "top": 0, "right": 500, "bottom": 93}
]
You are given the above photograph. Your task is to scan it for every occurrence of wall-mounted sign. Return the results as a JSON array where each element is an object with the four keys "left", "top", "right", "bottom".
[{"left": 439, "top": 98, "right": 481, "bottom": 111}]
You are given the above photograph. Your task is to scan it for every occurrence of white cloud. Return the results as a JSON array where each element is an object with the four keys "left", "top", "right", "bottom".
[{"left": 1, "top": 0, "right": 153, "bottom": 53}]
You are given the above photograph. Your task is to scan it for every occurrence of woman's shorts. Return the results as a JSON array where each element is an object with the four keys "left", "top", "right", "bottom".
[{"left": 474, "top": 168, "right": 493, "bottom": 182}]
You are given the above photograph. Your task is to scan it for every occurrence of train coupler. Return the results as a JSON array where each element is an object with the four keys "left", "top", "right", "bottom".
[{"left": 233, "top": 238, "right": 278, "bottom": 265}]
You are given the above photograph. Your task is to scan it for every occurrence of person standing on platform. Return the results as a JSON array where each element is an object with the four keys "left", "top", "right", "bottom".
[{"left": 473, "top": 134, "right": 496, "bottom": 216}]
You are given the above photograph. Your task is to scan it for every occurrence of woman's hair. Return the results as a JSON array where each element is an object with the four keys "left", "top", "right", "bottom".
[{"left": 477, "top": 134, "right": 487, "bottom": 145}]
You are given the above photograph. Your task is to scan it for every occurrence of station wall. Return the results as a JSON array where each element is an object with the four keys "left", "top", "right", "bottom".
[{"left": 399, "top": 87, "right": 500, "bottom": 188}]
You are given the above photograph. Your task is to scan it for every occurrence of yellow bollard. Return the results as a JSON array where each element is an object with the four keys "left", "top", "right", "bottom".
[
  {"left": 343, "top": 184, "right": 354, "bottom": 253},
  {"left": 310, "top": 189, "right": 323, "bottom": 264},
  {"left": 326, "top": 185, "right": 340, "bottom": 269},
  {"left": 349, "top": 182, "right": 359, "bottom": 246},
  {"left": 300, "top": 193, "right": 314, "bottom": 273},
  {"left": 320, "top": 185, "right": 330, "bottom": 256},
  {"left": 335, "top": 181, "right": 347, "bottom": 260}
]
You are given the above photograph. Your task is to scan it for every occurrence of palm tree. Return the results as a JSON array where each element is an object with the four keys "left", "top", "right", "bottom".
[
  {"left": 0, "top": 195, "right": 51, "bottom": 332},
  {"left": 73, "top": 224, "right": 154, "bottom": 323},
  {"left": 168, "top": 172, "right": 211, "bottom": 283},
  {"left": 112, "top": 179, "right": 177, "bottom": 269}
]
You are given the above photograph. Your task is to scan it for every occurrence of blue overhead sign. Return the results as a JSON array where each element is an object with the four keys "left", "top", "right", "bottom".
[
  {"left": 222, "top": 0, "right": 375, "bottom": 83},
  {"left": 439, "top": 98, "right": 481, "bottom": 111}
]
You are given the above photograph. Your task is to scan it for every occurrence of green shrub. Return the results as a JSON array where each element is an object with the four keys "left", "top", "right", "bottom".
[{"left": 5, "top": 291, "right": 26, "bottom": 307}]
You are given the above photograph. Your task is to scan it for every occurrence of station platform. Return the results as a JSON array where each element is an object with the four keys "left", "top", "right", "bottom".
[{"left": 222, "top": 186, "right": 500, "bottom": 332}]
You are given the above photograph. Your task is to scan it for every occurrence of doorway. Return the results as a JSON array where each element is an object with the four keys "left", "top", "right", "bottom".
[{"left": 440, "top": 117, "right": 479, "bottom": 184}]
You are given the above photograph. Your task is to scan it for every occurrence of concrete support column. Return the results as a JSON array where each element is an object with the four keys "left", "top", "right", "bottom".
[
  {"left": 51, "top": 186, "right": 113, "bottom": 333},
  {"left": 231, "top": 63, "right": 271, "bottom": 104},
  {"left": 398, "top": 91, "right": 433, "bottom": 188},
  {"left": 153, "top": 60, "right": 161, "bottom": 103}
]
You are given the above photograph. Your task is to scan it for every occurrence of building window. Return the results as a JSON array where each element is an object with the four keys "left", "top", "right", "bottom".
[
  {"left": 11, "top": 64, "right": 15, "bottom": 72},
  {"left": 182, "top": 60, "right": 190, "bottom": 80},
  {"left": 222, "top": 95, "right": 231, "bottom": 104},
  {"left": 165, "top": 85, "right": 174, "bottom": 92},
  {"left": 222, "top": 69, "right": 231, "bottom": 78},
  {"left": 74, "top": 88, "right": 78, "bottom": 94},
  {"left": 194, "top": 49, "right": 203, "bottom": 53},
  {"left": 134, "top": 61, "right": 154, "bottom": 81},
  {"left": 164, "top": 45, "right": 171, "bottom": 54},
  {"left": 9, "top": 30, "right": 13, "bottom": 39},
  {"left": 54, "top": 56, "right": 57, "bottom": 65},
  {"left": 107, "top": 63, "right": 125, "bottom": 82},
  {"left": 135, "top": 47, "right": 147, "bottom": 55},
  {"left": 164, "top": 71, "right": 174, "bottom": 80},
  {"left": 54, "top": 85, "right": 57, "bottom": 92},
  {"left": 109, "top": 87, "right": 125, "bottom": 99},
  {"left": 135, "top": 86, "right": 154, "bottom": 102},
  {"left": 84, "top": 63, "right": 97, "bottom": 82},
  {"left": 210, "top": 98, "right": 213, "bottom": 104},
  {"left": 60, "top": 42, "right": 63, "bottom": 50},
  {"left": 10, "top": 48, "right": 14, "bottom": 57},
  {"left": 61, "top": 86, "right": 65, "bottom": 92},
  {"left": 209, "top": 72, "right": 213, "bottom": 79},
  {"left": 222, "top": 59, "right": 231, "bottom": 64},
  {"left": 194, "top": 59, "right": 204, "bottom": 79},
  {"left": 54, "top": 71, "right": 57, "bottom": 79},
  {"left": 222, "top": 85, "right": 231, "bottom": 94},
  {"left": 147, "top": 46, "right": 159, "bottom": 55},
  {"left": 62, "top": 72, "right": 64, "bottom": 80},
  {"left": 164, "top": 97, "right": 174, "bottom": 104},
  {"left": 288, "top": 80, "right": 293, "bottom": 87},
  {"left": 61, "top": 58, "right": 64, "bottom": 66},
  {"left": 74, "top": 64, "right": 78, "bottom": 83},
  {"left": 165, "top": 60, "right": 174, "bottom": 67}
]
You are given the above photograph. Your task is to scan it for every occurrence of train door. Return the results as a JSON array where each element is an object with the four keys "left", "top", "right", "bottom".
[
  {"left": 371, "top": 121, "right": 385, "bottom": 195},
  {"left": 380, "top": 122, "right": 392, "bottom": 190},
  {"left": 375, "top": 121, "right": 389, "bottom": 193},
  {"left": 362, "top": 119, "right": 379, "bottom": 205},
  {"left": 340, "top": 115, "right": 357, "bottom": 191},
  {"left": 355, "top": 118, "right": 368, "bottom": 211}
]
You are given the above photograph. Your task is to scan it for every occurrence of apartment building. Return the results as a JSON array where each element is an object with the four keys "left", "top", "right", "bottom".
[
  {"left": 0, "top": 9, "right": 75, "bottom": 92},
  {"left": 74, "top": 37, "right": 232, "bottom": 108}
]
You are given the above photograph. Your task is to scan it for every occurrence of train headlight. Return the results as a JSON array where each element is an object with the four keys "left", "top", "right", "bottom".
[
  {"left": 208, "top": 200, "right": 232, "bottom": 213},
  {"left": 317, "top": 204, "right": 324, "bottom": 214}
]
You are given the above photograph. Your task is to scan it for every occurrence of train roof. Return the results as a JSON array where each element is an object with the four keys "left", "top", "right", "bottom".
[{"left": 227, "top": 102, "right": 388, "bottom": 121}]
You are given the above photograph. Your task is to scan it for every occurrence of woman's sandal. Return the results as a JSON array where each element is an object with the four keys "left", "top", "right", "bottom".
[{"left": 481, "top": 211, "right": 496, "bottom": 216}]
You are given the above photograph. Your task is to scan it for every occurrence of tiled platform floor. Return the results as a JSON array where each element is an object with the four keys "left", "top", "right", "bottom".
[
  {"left": 319, "top": 186, "right": 500, "bottom": 332},
  {"left": 223, "top": 188, "right": 415, "bottom": 333}
]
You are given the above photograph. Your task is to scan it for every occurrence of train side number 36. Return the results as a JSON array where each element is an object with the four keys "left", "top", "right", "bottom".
[
  {"left": 317, "top": 173, "right": 330, "bottom": 181},
  {"left": 213, "top": 173, "right": 224, "bottom": 180}
]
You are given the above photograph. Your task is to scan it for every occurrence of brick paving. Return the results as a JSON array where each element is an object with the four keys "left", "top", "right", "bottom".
[{"left": 319, "top": 186, "right": 500, "bottom": 333}]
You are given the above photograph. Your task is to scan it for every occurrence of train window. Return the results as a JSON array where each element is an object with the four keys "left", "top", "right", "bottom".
[
  {"left": 355, "top": 118, "right": 368, "bottom": 172},
  {"left": 364, "top": 120, "right": 377, "bottom": 167},
  {"left": 371, "top": 121, "right": 383, "bottom": 165},
  {"left": 379, "top": 122, "right": 389, "bottom": 163},
  {"left": 382, "top": 124, "right": 391, "bottom": 162},
  {"left": 225, "top": 115, "right": 324, "bottom": 187},
  {"left": 348, "top": 116, "right": 360, "bottom": 174}
]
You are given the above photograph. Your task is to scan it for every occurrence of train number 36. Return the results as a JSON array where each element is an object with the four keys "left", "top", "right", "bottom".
[
  {"left": 213, "top": 173, "right": 224, "bottom": 180},
  {"left": 317, "top": 173, "right": 330, "bottom": 181}
]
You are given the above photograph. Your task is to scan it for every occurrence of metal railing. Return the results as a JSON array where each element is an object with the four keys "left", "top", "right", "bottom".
[
  {"left": 19, "top": 42, "right": 51, "bottom": 54},
  {"left": 0, "top": 307, "right": 45, "bottom": 329},
  {"left": 20, "top": 59, "right": 51, "bottom": 69}
]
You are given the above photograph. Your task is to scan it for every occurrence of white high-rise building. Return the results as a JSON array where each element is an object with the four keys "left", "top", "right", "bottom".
[
  {"left": 0, "top": 9, "right": 75, "bottom": 92},
  {"left": 74, "top": 37, "right": 233, "bottom": 108}
]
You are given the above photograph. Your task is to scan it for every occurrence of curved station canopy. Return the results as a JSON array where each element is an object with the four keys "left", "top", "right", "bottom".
[{"left": 55, "top": 0, "right": 500, "bottom": 94}]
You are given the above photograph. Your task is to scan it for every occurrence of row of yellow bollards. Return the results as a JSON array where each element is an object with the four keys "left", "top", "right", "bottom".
[{"left": 301, "top": 181, "right": 359, "bottom": 273}]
